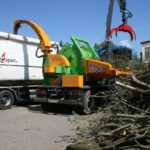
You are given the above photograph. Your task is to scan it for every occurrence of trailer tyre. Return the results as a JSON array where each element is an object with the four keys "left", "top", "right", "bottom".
[
  {"left": 83, "top": 90, "right": 96, "bottom": 115},
  {"left": 0, "top": 90, "right": 14, "bottom": 110}
]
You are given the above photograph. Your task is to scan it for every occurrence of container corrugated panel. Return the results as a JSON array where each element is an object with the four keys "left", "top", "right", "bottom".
[{"left": 0, "top": 31, "right": 58, "bottom": 85}]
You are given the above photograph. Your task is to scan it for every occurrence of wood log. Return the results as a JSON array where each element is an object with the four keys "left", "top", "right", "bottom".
[
  {"left": 66, "top": 142, "right": 100, "bottom": 150},
  {"left": 132, "top": 74, "right": 150, "bottom": 89},
  {"left": 111, "top": 124, "right": 131, "bottom": 134},
  {"left": 101, "top": 131, "right": 149, "bottom": 150},
  {"left": 135, "top": 139, "right": 150, "bottom": 150},
  {"left": 102, "top": 123, "right": 120, "bottom": 129},
  {"left": 116, "top": 114, "right": 150, "bottom": 120},
  {"left": 116, "top": 81, "right": 150, "bottom": 94},
  {"left": 117, "top": 99, "right": 150, "bottom": 115}
]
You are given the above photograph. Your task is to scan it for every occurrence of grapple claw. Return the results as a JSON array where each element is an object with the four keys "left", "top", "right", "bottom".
[{"left": 109, "top": 24, "right": 136, "bottom": 41}]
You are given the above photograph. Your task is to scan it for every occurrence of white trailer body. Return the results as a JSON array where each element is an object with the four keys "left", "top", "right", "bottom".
[
  {"left": 0, "top": 31, "right": 57, "bottom": 85},
  {"left": 0, "top": 31, "right": 58, "bottom": 109}
]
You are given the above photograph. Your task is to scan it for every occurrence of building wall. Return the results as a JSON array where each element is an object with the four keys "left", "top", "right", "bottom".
[{"left": 141, "top": 42, "right": 150, "bottom": 63}]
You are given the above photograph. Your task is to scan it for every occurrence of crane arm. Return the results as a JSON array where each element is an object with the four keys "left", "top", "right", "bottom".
[
  {"left": 108, "top": 0, "right": 136, "bottom": 41},
  {"left": 105, "top": 0, "right": 115, "bottom": 42},
  {"left": 117, "top": 0, "right": 132, "bottom": 24},
  {"left": 13, "top": 20, "right": 52, "bottom": 53}
]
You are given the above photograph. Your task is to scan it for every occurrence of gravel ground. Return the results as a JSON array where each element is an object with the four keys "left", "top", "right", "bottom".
[{"left": 0, "top": 104, "right": 75, "bottom": 150}]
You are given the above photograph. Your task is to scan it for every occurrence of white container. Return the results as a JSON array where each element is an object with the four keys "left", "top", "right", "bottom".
[{"left": 0, "top": 31, "right": 57, "bottom": 85}]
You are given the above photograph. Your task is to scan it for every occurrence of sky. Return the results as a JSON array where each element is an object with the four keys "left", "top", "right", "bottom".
[{"left": 0, "top": 0, "right": 150, "bottom": 54}]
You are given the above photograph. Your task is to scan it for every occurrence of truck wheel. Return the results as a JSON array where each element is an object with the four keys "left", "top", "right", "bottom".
[
  {"left": 83, "top": 90, "right": 96, "bottom": 114},
  {"left": 0, "top": 90, "right": 14, "bottom": 110}
]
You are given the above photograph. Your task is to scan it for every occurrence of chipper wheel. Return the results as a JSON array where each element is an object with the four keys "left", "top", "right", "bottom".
[
  {"left": 0, "top": 90, "right": 14, "bottom": 110},
  {"left": 82, "top": 90, "right": 96, "bottom": 115}
]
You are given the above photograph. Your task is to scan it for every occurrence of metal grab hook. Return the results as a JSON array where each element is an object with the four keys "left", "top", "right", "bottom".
[
  {"left": 109, "top": 0, "right": 136, "bottom": 42},
  {"left": 109, "top": 24, "right": 136, "bottom": 41}
]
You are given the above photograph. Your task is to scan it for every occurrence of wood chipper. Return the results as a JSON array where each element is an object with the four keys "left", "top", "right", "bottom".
[{"left": 13, "top": 20, "right": 132, "bottom": 114}]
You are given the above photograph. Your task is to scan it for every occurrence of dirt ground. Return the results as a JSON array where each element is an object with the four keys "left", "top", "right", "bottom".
[{"left": 0, "top": 104, "right": 75, "bottom": 150}]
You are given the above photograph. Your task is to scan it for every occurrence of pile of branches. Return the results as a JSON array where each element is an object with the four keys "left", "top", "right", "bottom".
[
  {"left": 116, "top": 73, "right": 150, "bottom": 110},
  {"left": 71, "top": 72, "right": 150, "bottom": 150},
  {"left": 94, "top": 98, "right": 150, "bottom": 150}
]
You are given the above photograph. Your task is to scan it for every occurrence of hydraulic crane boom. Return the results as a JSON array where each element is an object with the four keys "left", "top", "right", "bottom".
[
  {"left": 105, "top": 0, "right": 115, "bottom": 42},
  {"left": 117, "top": 0, "right": 132, "bottom": 24}
]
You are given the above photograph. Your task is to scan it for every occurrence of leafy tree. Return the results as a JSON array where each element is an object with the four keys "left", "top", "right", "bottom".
[
  {"left": 94, "top": 41, "right": 117, "bottom": 51},
  {"left": 129, "top": 52, "right": 145, "bottom": 72}
]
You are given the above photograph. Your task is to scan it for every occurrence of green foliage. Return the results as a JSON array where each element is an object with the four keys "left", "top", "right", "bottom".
[
  {"left": 94, "top": 41, "right": 116, "bottom": 51},
  {"left": 130, "top": 52, "right": 145, "bottom": 72},
  {"left": 111, "top": 51, "right": 146, "bottom": 72}
]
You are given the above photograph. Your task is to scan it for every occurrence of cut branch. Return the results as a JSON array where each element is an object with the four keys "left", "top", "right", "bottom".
[
  {"left": 132, "top": 74, "right": 150, "bottom": 89},
  {"left": 117, "top": 98, "right": 150, "bottom": 115},
  {"left": 116, "top": 81, "right": 150, "bottom": 94},
  {"left": 116, "top": 114, "right": 150, "bottom": 120}
]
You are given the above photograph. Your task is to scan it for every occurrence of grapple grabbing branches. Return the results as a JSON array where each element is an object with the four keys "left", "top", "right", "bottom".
[{"left": 109, "top": 23, "right": 136, "bottom": 41}]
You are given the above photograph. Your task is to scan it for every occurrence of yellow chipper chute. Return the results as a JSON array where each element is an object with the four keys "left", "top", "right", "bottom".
[
  {"left": 85, "top": 58, "right": 132, "bottom": 80},
  {"left": 13, "top": 20, "right": 52, "bottom": 53}
]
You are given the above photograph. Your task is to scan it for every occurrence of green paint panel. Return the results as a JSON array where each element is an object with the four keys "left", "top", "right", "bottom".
[
  {"left": 55, "top": 66, "right": 71, "bottom": 74},
  {"left": 59, "top": 36, "right": 99, "bottom": 75}
]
